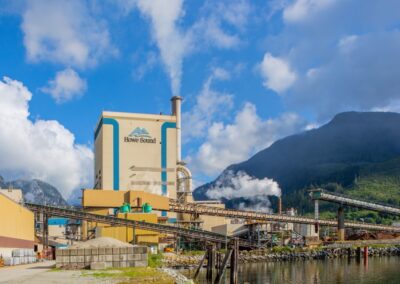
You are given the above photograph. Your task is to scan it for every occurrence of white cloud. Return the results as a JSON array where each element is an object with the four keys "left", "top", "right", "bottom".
[
  {"left": 371, "top": 99, "right": 400, "bottom": 113},
  {"left": 42, "top": 68, "right": 87, "bottom": 103},
  {"left": 338, "top": 35, "right": 359, "bottom": 53},
  {"left": 287, "top": 30, "right": 400, "bottom": 119},
  {"left": 22, "top": 0, "right": 116, "bottom": 68},
  {"left": 283, "top": 0, "right": 334, "bottom": 23},
  {"left": 0, "top": 76, "right": 93, "bottom": 198},
  {"left": 190, "top": 0, "right": 251, "bottom": 49},
  {"left": 206, "top": 170, "right": 281, "bottom": 212},
  {"left": 182, "top": 70, "right": 234, "bottom": 142},
  {"left": 136, "top": 0, "right": 187, "bottom": 96},
  {"left": 132, "top": 51, "right": 158, "bottom": 81},
  {"left": 260, "top": 53, "right": 297, "bottom": 94},
  {"left": 261, "top": 1, "right": 400, "bottom": 120},
  {"left": 187, "top": 103, "right": 306, "bottom": 176},
  {"left": 132, "top": 0, "right": 250, "bottom": 96}
]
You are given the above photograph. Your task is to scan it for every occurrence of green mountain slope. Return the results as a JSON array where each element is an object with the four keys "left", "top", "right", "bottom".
[{"left": 194, "top": 112, "right": 400, "bottom": 223}]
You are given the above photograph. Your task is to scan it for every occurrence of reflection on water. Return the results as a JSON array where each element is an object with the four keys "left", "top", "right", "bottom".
[{"left": 187, "top": 256, "right": 400, "bottom": 284}]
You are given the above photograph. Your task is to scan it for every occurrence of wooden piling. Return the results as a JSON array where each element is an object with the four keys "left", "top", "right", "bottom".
[
  {"left": 193, "top": 251, "right": 207, "bottom": 280},
  {"left": 230, "top": 238, "right": 239, "bottom": 284},
  {"left": 206, "top": 243, "right": 215, "bottom": 282},
  {"left": 356, "top": 247, "right": 361, "bottom": 262},
  {"left": 363, "top": 246, "right": 368, "bottom": 267},
  {"left": 214, "top": 249, "right": 233, "bottom": 284}
]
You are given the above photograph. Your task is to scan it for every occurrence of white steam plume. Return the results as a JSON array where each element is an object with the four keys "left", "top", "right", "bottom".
[{"left": 206, "top": 171, "right": 281, "bottom": 212}]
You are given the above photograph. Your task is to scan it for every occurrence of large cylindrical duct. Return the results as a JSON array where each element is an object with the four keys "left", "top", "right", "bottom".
[{"left": 171, "top": 96, "right": 182, "bottom": 163}]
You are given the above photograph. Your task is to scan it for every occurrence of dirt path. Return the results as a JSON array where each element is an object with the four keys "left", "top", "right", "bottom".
[
  {"left": 0, "top": 261, "right": 119, "bottom": 284},
  {"left": 0, "top": 261, "right": 56, "bottom": 283}
]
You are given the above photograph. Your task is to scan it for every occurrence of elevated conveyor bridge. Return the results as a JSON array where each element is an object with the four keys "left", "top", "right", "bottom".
[
  {"left": 310, "top": 189, "right": 400, "bottom": 216},
  {"left": 25, "top": 203, "right": 258, "bottom": 248},
  {"left": 166, "top": 200, "right": 400, "bottom": 232}
]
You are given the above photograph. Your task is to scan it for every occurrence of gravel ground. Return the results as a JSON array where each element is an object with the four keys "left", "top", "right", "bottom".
[{"left": 0, "top": 261, "right": 156, "bottom": 284}]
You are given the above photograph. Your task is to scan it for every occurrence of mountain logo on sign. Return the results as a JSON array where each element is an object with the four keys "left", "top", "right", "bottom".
[
  {"left": 124, "top": 127, "right": 156, "bottom": 144},
  {"left": 129, "top": 127, "right": 151, "bottom": 138}
]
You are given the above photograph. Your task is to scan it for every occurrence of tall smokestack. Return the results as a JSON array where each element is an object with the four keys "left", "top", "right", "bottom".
[
  {"left": 171, "top": 96, "right": 182, "bottom": 163},
  {"left": 278, "top": 197, "right": 282, "bottom": 215}
]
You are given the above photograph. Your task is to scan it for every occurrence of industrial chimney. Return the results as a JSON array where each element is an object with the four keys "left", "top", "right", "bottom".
[{"left": 171, "top": 96, "right": 182, "bottom": 163}]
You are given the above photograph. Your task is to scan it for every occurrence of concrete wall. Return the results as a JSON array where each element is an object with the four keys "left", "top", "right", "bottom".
[
  {"left": 293, "top": 223, "right": 318, "bottom": 237},
  {"left": 0, "top": 189, "right": 23, "bottom": 203},
  {"left": 211, "top": 223, "right": 244, "bottom": 236},
  {"left": 195, "top": 202, "right": 227, "bottom": 231},
  {"left": 55, "top": 246, "right": 148, "bottom": 269},
  {"left": 0, "top": 193, "right": 34, "bottom": 256}
]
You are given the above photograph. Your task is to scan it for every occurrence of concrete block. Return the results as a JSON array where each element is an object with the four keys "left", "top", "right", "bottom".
[
  {"left": 105, "top": 262, "right": 113, "bottom": 268},
  {"left": 63, "top": 250, "right": 70, "bottom": 256},
  {"left": 105, "top": 248, "right": 113, "bottom": 254},
  {"left": 105, "top": 255, "right": 113, "bottom": 262},
  {"left": 112, "top": 255, "right": 120, "bottom": 261},
  {"left": 77, "top": 256, "right": 85, "bottom": 263},
  {"left": 133, "top": 247, "right": 140, "bottom": 254},
  {"left": 112, "top": 262, "right": 120, "bottom": 268},
  {"left": 93, "top": 255, "right": 99, "bottom": 262},
  {"left": 76, "top": 263, "right": 86, "bottom": 269},
  {"left": 120, "top": 254, "right": 128, "bottom": 261},
  {"left": 127, "top": 261, "right": 135, "bottom": 267},
  {"left": 99, "top": 248, "right": 106, "bottom": 255},
  {"left": 120, "top": 261, "right": 127, "bottom": 268},
  {"left": 85, "top": 256, "right": 92, "bottom": 263},
  {"left": 127, "top": 247, "right": 133, "bottom": 254},
  {"left": 84, "top": 249, "right": 92, "bottom": 256},
  {"left": 120, "top": 247, "right": 127, "bottom": 254},
  {"left": 90, "top": 262, "right": 107, "bottom": 270},
  {"left": 77, "top": 249, "right": 85, "bottom": 256},
  {"left": 56, "top": 250, "right": 62, "bottom": 257},
  {"left": 91, "top": 248, "right": 98, "bottom": 255},
  {"left": 134, "top": 260, "right": 148, "bottom": 267},
  {"left": 128, "top": 254, "right": 141, "bottom": 261},
  {"left": 70, "top": 256, "right": 77, "bottom": 263},
  {"left": 70, "top": 249, "right": 77, "bottom": 256},
  {"left": 63, "top": 256, "right": 70, "bottom": 263},
  {"left": 112, "top": 248, "right": 119, "bottom": 255},
  {"left": 140, "top": 253, "right": 147, "bottom": 261}
]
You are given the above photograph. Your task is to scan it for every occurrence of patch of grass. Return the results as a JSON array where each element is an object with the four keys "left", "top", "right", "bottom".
[
  {"left": 148, "top": 253, "right": 163, "bottom": 268},
  {"left": 272, "top": 246, "right": 294, "bottom": 253},
  {"left": 181, "top": 250, "right": 205, "bottom": 256},
  {"left": 83, "top": 267, "right": 174, "bottom": 283}
]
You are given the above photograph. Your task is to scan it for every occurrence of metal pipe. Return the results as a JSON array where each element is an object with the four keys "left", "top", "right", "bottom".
[{"left": 177, "top": 165, "right": 193, "bottom": 193}]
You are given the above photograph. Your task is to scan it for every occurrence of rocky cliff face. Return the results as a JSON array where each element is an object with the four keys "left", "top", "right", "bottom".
[{"left": 0, "top": 176, "right": 68, "bottom": 205}]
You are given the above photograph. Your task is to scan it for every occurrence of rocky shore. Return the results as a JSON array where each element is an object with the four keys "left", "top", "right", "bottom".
[{"left": 162, "top": 246, "right": 400, "bottom": 267}]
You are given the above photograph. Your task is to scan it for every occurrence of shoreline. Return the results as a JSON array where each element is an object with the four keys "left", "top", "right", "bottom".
[{"left": 162, "top": 246, "right": 400, "bottom": 268}]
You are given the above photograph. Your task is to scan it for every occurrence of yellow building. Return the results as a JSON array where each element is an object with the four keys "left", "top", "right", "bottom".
[{"left": 0, "top": 190, "right": 34, "bottom": 257}]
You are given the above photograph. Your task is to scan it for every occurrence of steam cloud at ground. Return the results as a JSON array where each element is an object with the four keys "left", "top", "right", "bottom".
[{"left": 206, "top": 171, "right": 281, "bottom": 212}]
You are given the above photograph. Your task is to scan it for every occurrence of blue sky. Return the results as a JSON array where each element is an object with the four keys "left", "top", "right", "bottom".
[{"left": 0, "top": 0, "right": 399, "bottom": 199}]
